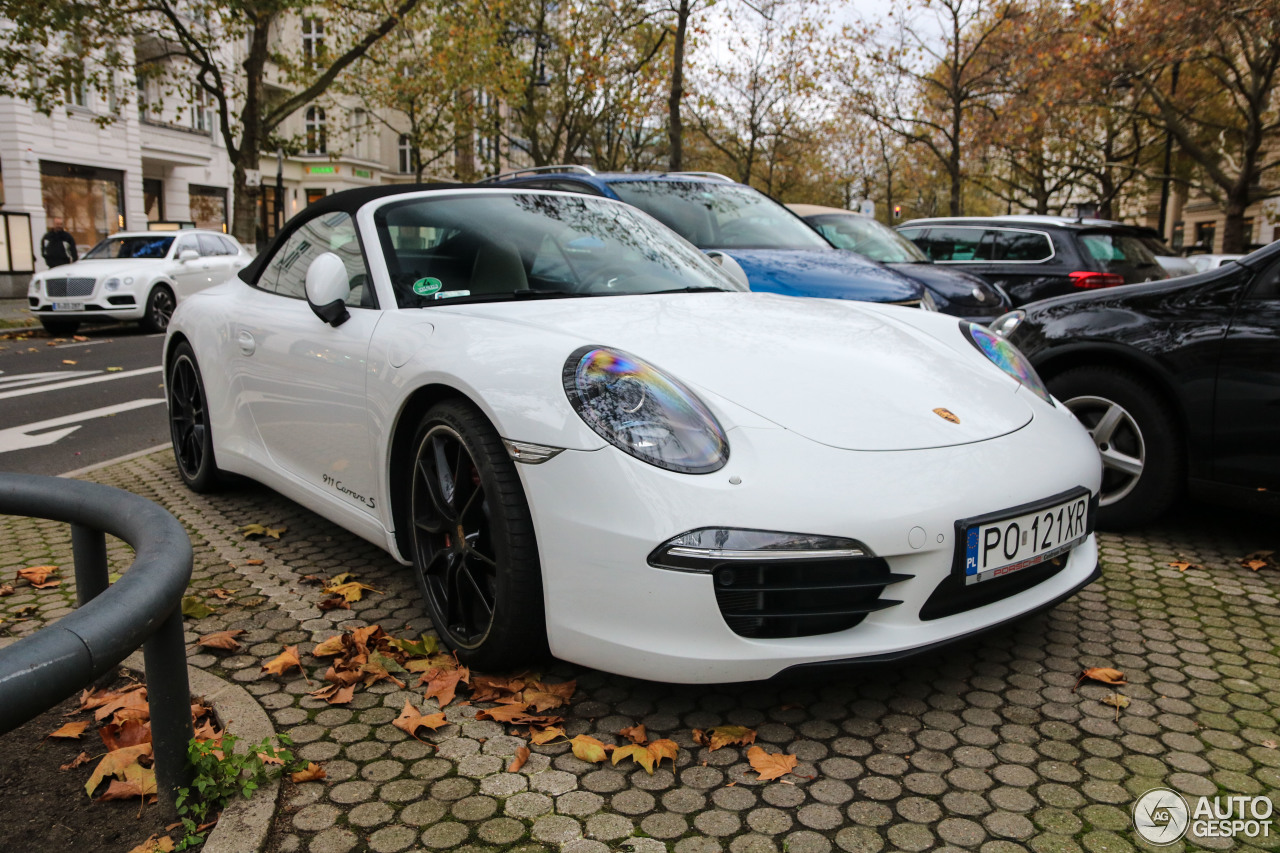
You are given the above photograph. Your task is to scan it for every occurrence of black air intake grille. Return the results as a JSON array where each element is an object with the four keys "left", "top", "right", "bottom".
[{"left": 46, "top": 278, "right": 95, "bottom": 297}]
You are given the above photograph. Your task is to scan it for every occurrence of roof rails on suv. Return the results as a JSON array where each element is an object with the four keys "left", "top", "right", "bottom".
[
  {"left": 668, "top": 171, "right": 735, "bottom": 183},
  {"left": 479, "top": 164, "right": 597, "bottom": 184}
]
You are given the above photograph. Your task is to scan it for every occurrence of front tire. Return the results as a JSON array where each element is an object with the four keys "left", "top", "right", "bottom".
[
  {"left": 40, "top": 318, "right": 80, "bottom": 336},
  {"left": 167, "top": 342, "right": 223, "bottom": 492},
  {"left": 141, "top": 285, "right": 176, "bottom": 333},
  {"left": 407, "top": 400, "right": 547, "bottom": 670},
  {"left": 1050, "top": 366, "right": 1183, "bottom": 529}
]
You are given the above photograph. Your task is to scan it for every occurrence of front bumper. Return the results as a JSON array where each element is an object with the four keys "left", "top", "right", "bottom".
[
  {"left": 29, "top": 296, "right": 144, "bottom": 322},
  {"left": 518, "top": 402, "right": 1101, "bottom": 683}
]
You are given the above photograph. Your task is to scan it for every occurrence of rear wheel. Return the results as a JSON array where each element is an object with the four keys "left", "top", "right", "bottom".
[
  {"left": 1050, "top": 366, "right": 1183, "bottom": 529},
  {"left": 407, "top": 400, "right": 546, "bottom": 670},
  {"left": 141, "top": 285, "right": 176, "bottom": 333},
  {"left": 40, "top": 319, "right": 80, "bottom": 336},
  {"left": 167, "top": 342, "right": 223, "bottom": 492}
]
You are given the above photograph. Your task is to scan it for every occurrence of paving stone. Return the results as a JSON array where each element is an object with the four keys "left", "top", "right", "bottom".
[
  {"left": 641, "top": 811, "right": 689, "bottom": 839},
  {"left": 835, "top": 826, "right": 885, "bottom": 853},
  {"left": 585, "top": 812, "right": 633, "bottom": 841},
  {"left": 420, "top": 822, "right": 471, "bottom": 849},
  {"left": 294, "top": 803, "right": 340, "bottom": 832},
  {"left": 888, "top": 822, "right": 936, "bottom": 852},
  {"left": 476, "top": 817, "right": 525, "bottom": 845},
  {"left": 309, "top": 827, "right": 359, "bottom": 853},
  {"left": 369, "top": 824, "right": 419, "bottom": 853},
  {"left": 401, "top": 799, "right": 448, "bottom": 826}
]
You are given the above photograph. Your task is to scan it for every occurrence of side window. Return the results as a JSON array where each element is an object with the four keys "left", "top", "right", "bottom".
[
  {"left": 915, "top": 227, "right": 985, "bottom": 261},
  {"left": 257, "top": 212, "right": 372, "bottom": 306},
  {"left": 174, "top": 235, "right": 199, "bottom": 257},
  {"left": 1246, "top": 260, "right": 1280, "bottom": 301},
  {"left": 549, "top": 180, "right": 605, "bottom": 196},
  {"left": 992, "top": 229, "right": 1053, "bottom": 262},
  {"left": 219, "top": 236, "right": 242, "bottom": 255},
  {"left": 197, "top": 234, "right": 226, "bottom": 256}
]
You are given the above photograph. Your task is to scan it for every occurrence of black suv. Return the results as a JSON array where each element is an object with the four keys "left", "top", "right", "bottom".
[{"left": 898, "top": 215, "right": 1170, "bottom": 305}]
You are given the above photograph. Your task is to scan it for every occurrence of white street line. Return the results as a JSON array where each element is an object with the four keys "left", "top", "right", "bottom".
[
  {"left": 60, "top": 442, "right": 172, "bottom": 478},
  {"left": 0, "top": 398, "right": 166, "bottom": 453},
  {"left": 0, "top": 370, "right": 100, "bottom": 389},
  {"left": 56, "top": 339, "right": 111, "bottom": 349},
  {"left": 0, "top": 365, "right": 163, "bottom": 401}
]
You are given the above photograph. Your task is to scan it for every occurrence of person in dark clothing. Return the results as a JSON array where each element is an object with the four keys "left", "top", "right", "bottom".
[{"left": 41, "top": 218, "right": 78, "bottom": 268}]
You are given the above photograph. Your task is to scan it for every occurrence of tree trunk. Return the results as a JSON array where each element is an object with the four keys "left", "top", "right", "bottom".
[
  {"left": 230, "top": 18, "right": 270, "bottom": 246},
  {"left": 1221, "top": 189, "right": 1250, "bottom": 253},
  {"left": 948, "top": 108, "right": 962, "bottom": 216},
  {"left": 667, "top": 0, "right": 689, "bottom": 171}
]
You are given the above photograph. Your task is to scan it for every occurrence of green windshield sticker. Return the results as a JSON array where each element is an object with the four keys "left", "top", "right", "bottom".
[{"left": 413, "top": 277, "right": 443, "bottom": 296}]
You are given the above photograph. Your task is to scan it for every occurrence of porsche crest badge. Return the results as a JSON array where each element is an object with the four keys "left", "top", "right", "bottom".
[{"left": 933, "top": 407, "right": 960, "bottom": 424}]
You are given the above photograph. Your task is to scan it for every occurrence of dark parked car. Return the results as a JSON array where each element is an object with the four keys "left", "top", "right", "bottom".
[
  {"left": 789, "top": 204, "right": 1012, "bottom": 323},
  {"left": 481, "top": 166, "right": 930, "bottom": 308},
  {"left": 995, "top": 241, "right": 1280, "bottom": 527},
  {"left": 898, "top": 215, "right": 1169, "bottom": 305}
]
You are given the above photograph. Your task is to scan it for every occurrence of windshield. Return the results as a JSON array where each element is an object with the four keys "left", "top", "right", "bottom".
[
  {"left": 608, "top": 180, "right": 830, "bottom": 250},
  {"left": 84, "top": 235, "right": 175, "bottom": 260},
  {"left": 1080, "top": 232, "right": 1160, "bottom": 271},
  {"left": 375, "top": 192, "right": 748, "bottom": 308},
  {"left": 807, "top": 214, "right": 928, "bottom": 262}
]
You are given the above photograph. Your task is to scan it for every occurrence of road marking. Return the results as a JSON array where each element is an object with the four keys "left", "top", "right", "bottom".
[
  {"left": 60, "top": 442, "right": 172, "bottom": 478},
  {"left": 0, "top": 365, "right": 163, "bottom": 401},
  {"left": 0, "top": 370, "right": 100, "bottom": 389},
  {"left": 0, "top": 398, "right": 166, "bottom": 453}
]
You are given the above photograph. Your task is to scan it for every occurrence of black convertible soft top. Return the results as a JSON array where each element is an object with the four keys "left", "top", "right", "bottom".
[{"left": 238, "top": 182, "right": 471, "bottom": 285}]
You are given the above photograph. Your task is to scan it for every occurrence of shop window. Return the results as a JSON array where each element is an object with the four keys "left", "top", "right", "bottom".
[
  {"left": 143, "top": 178, "right": 164, "bottom": 222},
  {"left": 189, "top": 185, "right": 228, "bottom": 232},
  {"left": 40, "top": 161, "right": 125, "bottom": 251},
  {"left": 1171, "top": 221, "right": 1184, "bottom": 251},
  {"left": 306, "top": 189, "right": 327, "bottom": 206},
  {"left": 1194, "top": 221, "right": 1216, "bottom": 252}
]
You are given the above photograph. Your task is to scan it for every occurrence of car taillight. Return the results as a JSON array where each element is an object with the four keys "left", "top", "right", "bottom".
[{"left": 1069, "top": 271, "right": 1125, "bottom": 289}]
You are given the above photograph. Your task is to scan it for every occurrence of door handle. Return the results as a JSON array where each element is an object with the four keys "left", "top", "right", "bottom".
[{"left": 237, "top": 329, "right": 256, "bottom": 356}]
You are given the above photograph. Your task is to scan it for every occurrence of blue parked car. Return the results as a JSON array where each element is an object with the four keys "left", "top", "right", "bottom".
[{"left": 479, "top": 167, "right": 931, "bottom": 309}]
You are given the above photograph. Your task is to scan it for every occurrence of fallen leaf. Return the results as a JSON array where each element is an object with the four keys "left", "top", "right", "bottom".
[
  {"left": 747, "top": 745, "right": 798, "bottom": 781},
  {"left": 475, "top": 703, "right": 543, "bottom": 724},
  {"left": 391, "top": 635, "right": 440, "bottom": 656},
  {"left": 312, "top": 634, "right": 348, "bottom": 657},
  {"left": 245, "top": 559, "right": 264, "bottom": 566},
  {"left": 1168, "top": 560, "right": 1198, "bottom": 571},
  {"left": 180, "top": 596, "right": 215, "bottom": 619},
  {"left": 0, "top": 584, "right": 13, "bottom": 596},
  {"left": 197, "top": 629, "right": 246, "bottom": 652},
  {"left": 1263, "top": 740, "right": 1277, "bottom": 749},
  {"left": 619, "top": 724, "right": 647, "bottom": 745},
  {"left": 106, "top": 366, "right": 123, "bottom": 372},
  {"left": 72, "top": 335, "right": 89, "bottom": 342},
  {"left": 261, "top": 646, "right": 303, "bottom": 678},
  {"left": 318, "top": 596, "right": 350, "bottom": 611},
  {"left": 325, "top": 580, "right": 381, "bottom": 602},
  {"left": 694, "top": 725, "right": 757, "bottom": 751},
  {"left": 300, "top": 574, "right": 324, "bottom": 585},
  {"left": 508, "top": 746, "right": 531, "bottom": 773},
  {"left": 62, "top": 359, "right": 77, "bottom": 365},
  {"left": 611, "top": 739, "right": 679, "bottom": 774},
  {"left": 60, "top": 752, "right": 92, "bottom": 770},
  {"left": 392, "top": 699, "right": 448, "bottom": 739},
  {"left": 95, "top": 762, "right": 157, "bottom": 801},
  {"left": 570, "top": 734, "right": 610, "bottom": 764},
  {"left": 242, "top": 523, "right": 287, "bottom": 539},
  {"left": 99, "top": 719, "right": 152, "bottom": 751},
  {"left": 1244, "top": 559, "right": 1270, "bottom": 571},
  {"left": 125, "top": 834, "right": 174, "bottom": 853},
  {"left": 291, "top": 762, "right": 326, "bottom": 783},
  {"left": 420, "top": 667, "right": 468, "bottom": 708},
  {"left": 1074, "top": 666, "right": 1126, "bottom": 691},
  {"left": 530, "top": 726, "right": 566, "bottom": 745},
  {"left": 1101, "top": 692, "right": 1130, "bottom": 721},
  {"left": 308, "top": 683, "right": 356, "bottom": 705},
  {"left": 47, "top": 721, "right": 88, "bottom": 739},
  {"left": 85, "top": 742, "right": 152, "bottom": 796},
  {"left": 17, "top": 565, "right": 59, "bottom": 586},
  {"left": 209, "top": 588, "right": 237, "bottom": 600}
]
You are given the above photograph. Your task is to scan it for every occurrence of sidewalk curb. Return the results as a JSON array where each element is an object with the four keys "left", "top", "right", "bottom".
[{"left": 123, "top": 651, "right": 279, "bottom": 853}]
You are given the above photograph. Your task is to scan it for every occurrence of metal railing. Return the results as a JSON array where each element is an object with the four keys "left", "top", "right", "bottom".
[{"left": 0, "top": 473, "right": 195, "bottom": 802}]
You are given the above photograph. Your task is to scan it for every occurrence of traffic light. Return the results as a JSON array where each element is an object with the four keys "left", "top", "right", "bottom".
[{"left": 893, "top": 204, "right": 902, "bottom": 219}]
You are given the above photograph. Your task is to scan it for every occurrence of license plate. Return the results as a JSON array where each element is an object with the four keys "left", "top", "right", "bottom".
[
  {"left": 960, "top": 489, "right": 1092, "bottom": 585},
  {"left": 52, "top": 302, "right": 85, "bottom": 312}
]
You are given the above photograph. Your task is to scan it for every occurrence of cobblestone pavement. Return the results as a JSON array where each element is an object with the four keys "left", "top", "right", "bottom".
[{"left": 2, "top": 450, "right": 1279, "bottom": 853}]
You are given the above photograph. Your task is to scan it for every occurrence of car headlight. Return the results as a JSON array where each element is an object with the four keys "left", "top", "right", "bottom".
[
  {"left": 563, "top": 345, "right": 729, "bottom": 473},
  {"left": 103, "top": 277, "right": 122, "bottom": 291},
  {"left": 963, "top": 321, "right": 1052, "bottom": 404},
  {"left": 988, "top": 310, "right": 1024, "bottom": 337},
  {"left": 28, "top": 278, "right": 40, "bottom": 296},
  {"left": 920, "top": 289, "right": 939, "bottom": 311}
]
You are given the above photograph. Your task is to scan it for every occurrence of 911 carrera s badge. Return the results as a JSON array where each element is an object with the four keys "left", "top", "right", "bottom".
[
  {"left": 413, "top": 277, "right": 443, "bottom": 296},
  {"left": 933, "top": 407, "right": 960, "bottom": 423}
]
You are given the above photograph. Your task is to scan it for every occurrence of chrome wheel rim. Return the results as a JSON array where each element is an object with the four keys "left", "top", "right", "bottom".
[
  {"left": 151, "top": 289, "right": 175, "bottom": 329},
  {"left": 168, "top": 355, "right": 206, "bottom": 479},
  {"left": 410, "top": 424, "right": 496, "bottom": 648},
  {"left": 1064, "top": 394, "right": 1145, "bottom": 506}
]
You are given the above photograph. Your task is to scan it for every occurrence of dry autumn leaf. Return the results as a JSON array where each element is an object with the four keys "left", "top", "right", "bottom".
[
  {"left": 96, "top": 762, "right": 157, "bottom": 801},
  {"left": 508, "top": 745, "right": 531, "bottom": 773},
  {"left": 1168, "top": 560, "right": 1198, "bottom": 571},
  {"left": 318, "top": 596, "right": 349, "bottom": 611},
  {"left": 242, "top": 523, "right": 287, "bottom": 538},
  {"left": 209, "top": 588, "right": 236, "bottom": 600},
  {"left": 47, "top": 721, "right": 88, "bottom": 739},
  {"left": 261, "top": 646, "right": 304, "bottom": 678},
  {"left": 61, "top": 752, "right": 92, "bottom": 770},
  {"left": 308, "top": 683, "right": 356, "bottom": 705},
  {"left": 392, "top": 699, "right": 448, "bottom": 740},
  {"left": 325, "top": 580, "right": 382, "bottom": 602},
  {"left": 197, "top": 629, "right": 246, "bottom": 652},
  {"left": 619, "top": 724, "right": 647, "bottom": 745},
  {"left": 612, "top": 739, "right": 679, "bottom": 774},
  {"left": 1074, "top": 666, "right": 1126, "bottom": 691},
  {"left": 1101, "top": 692, "right": 1130, "bottom": 722},
  {"left": 312, "top": 635, "right": 348, "bottom": 657},
  {"left": 245, "top": 559, "right": 264, "bottom": 566},
  {"left": 0, "top": 583, "right": 13, "bottom": 596},
  {"left": 17, "top": 565, "right": 59, "bottom": 588},
  {"left": 180, "top": 596, "right": 215, "bottom": 619},
  {"left": 292, "top": 762, "right": 327, "bottom": 783},
  {"left": 99, "top": 719, "right": 152, "bottom": 751},
  {"left": 85, "top": 742, "right": 152, "bottom": 796},
  {"left": 570, "top": 734, "right": 610, "bottom": 764},
  {"left": 421, "top": 666, "right": 469, "bottom": 708},
  {"left": 1244, "top": 558, "right": 1270, "bottom": 571},
  {"left": 694, "top": 725, "right": 757, "bottom": 751},
  {"left": 125, "top": 834, "right": 175, "bottom": 853},
  {"left": 747, "top": 745, "right": 798, "bottom": 781},
  {"left": 530, "top": 726, "right": 566, "bottom": 745}
]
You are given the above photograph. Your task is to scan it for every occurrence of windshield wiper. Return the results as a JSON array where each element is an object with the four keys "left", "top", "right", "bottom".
[
  {"left": 510, "top": 288, "right": 584, "bottom": 299},
  {"left": 646, "top": 286, "right": 730, "bottom": 294}
]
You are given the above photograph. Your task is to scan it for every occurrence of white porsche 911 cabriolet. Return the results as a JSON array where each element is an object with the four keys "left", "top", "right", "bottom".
[{"left": 165, "top": 185, "right": 1101, "bottom": 683}]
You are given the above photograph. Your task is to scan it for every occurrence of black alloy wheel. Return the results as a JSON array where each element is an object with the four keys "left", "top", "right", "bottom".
[
  {"left": 408, "top": 400, "right": 546, "bottom": 669},
  {"left": 142, "top": 285, "right": 176, "bottom": 333},
  {"left": 167, "top": 342, "right": 223, "bottom": 492}
]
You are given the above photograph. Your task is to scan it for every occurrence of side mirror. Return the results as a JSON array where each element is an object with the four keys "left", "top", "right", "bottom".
[
  {"left": 305, "top": 252, "right": 351, "bottom": 327},
  {"left": 704, "top": 250, "right": 750, "bottom": 287},
  {"left": 178, "top": 249, "right": 200, "bottom": 262}
]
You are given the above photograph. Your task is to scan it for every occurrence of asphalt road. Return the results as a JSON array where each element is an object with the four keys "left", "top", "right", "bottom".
[{"left": 0, "top": 325, "right": 169, "bottom": 476}]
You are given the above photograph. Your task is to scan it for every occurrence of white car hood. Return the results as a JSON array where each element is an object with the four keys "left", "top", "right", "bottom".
[
  {"left": 441, "top": 292, "right": 1033, "bottom": 451},
  {"left": 40, "top": 258, "right": 165, "bottom": 278}
]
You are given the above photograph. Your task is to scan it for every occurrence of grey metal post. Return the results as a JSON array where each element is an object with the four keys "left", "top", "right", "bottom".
[
  {"left": 144, "top": 605, "right": 195, "bottom": 804},
  {"left": 71, "top": 523, "right": 109, "bottom": 606}
]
